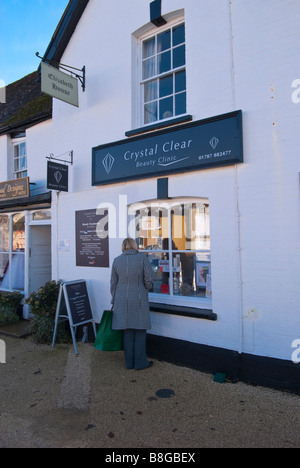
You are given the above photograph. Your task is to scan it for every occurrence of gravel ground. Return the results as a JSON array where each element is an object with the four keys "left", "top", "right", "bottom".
[{"left": 0, "top": 333, "right": 299, "bottom": 449}]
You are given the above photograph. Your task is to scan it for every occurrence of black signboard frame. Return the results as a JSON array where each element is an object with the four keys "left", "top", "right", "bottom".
[
  {"left": 47, "top": 161, "right": 69, "bottom": 192},
  {"left": 75, "top": 209, "right": 109, "bottom": 268},
  {"left": 52, "top": 280, "right": 96, "bottom": 355},
  {"left": 92, "top": 110, "right": 243, "bottom": 186}
]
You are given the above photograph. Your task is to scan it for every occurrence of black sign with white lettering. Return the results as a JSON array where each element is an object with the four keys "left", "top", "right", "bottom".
[
  {"left": 75, "top": 209, "right": 109, "bottom": 268},
  {"left": 47, "top": 161, "right": 68, "bottom": 192},
  {"left": 92, "top": 111, "right": 243, "bottom": 186},
  {"left": 64, "top": 281, "right": 93, "bottom": 326}
]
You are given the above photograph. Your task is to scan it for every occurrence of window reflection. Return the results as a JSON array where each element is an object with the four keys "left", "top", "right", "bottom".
[
  {"left": 0, "top": 216, "right": 9, "bottom": 252},
  {"left": 0, "top": 254, "right": 9, "bottom": 288},
  {"left": 13, "top": 213, "right": 25, "bottom": 252},
  {"left": 133, "top": 201, "right": 211, "bottom": 300},
  {"left": 0, "top": 213, "right": 25, "bottom": 291}
]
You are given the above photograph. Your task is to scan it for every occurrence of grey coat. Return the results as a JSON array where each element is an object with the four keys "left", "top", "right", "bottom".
[{"left": 110, "top": 250, "right": 154, "bottom": 330}]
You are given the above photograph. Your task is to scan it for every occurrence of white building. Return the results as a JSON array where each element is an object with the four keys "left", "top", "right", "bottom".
[
  {"left": 0, "top": 72, "right": 53, "bottom": 316},
  {"left": 3, "top": 0, "right": 300, "bottom": 391}
]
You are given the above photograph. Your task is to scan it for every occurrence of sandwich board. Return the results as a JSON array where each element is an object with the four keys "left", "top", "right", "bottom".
[{"left": 52, "top": 280, "right": 96, "bottom": 355}]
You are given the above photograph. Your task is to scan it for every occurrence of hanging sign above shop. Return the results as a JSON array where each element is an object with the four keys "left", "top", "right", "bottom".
[
  {"left": 47, "top": 161, "right": 68, "bottom": 192},
  {"left": 41, "top": 62, "right": 79, "bottom": 107},
  {"left": 92, "top": 110, "right": 243, "bottom": 186},
  {"left": 0, "top": 177, "right": 29, "bottom": 201}
]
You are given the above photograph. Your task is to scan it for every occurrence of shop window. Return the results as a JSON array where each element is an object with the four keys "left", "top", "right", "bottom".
[
  {"left": 140, "top": 21, "right": 186, "bottom": 126},
  {"left": 129, "top": 199, "right": 211, "bottom": 308},
  {"left": 0, "top": 213, "right": 25, "bottom": 291}
]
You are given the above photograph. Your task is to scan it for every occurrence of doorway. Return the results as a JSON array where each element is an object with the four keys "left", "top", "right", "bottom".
[{"left": 29, "top": 225, "right": 52, "bottom": 294}]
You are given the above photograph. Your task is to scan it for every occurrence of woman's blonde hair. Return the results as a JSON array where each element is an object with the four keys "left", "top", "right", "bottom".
[{"left": 122, "top": 237, "right": 138, "bottom": 252}]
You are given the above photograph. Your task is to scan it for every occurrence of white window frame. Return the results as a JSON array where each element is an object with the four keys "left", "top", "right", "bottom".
[
  {"left": 129, "top": 197, "right": 212, "bottom": 310},
  {"left": 0, "top": 212, "right": 26, "bottom": 293},
  {"left": 132, "top": 10, "right": 186, "bottom": 129},
  {"left": 12, "top": 136, "right": 27, "bottom": 179}
]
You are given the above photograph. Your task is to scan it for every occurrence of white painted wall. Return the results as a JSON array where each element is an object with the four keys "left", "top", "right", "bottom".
[
  {"left": 50, "top": 0, "right": 300, "bottom": 362},
  {"left": 0, "top": 134, "right": 9, "bottom": 182},
  {"left": 26, "top": 119, "right": 53, "bottom": 195}
]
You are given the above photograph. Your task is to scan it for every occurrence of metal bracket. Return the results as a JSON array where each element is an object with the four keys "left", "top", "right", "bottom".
[
  {"left": 36, "top": 52, "right": 86, "bottom": 92},
  {"left": 46, "top": 150, "right": 73, "bottom": 165}
]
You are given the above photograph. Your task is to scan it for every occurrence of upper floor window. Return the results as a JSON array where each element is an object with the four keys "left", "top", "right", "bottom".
[
  {"left": 11, "top": 133, "right": 27, "bottom": 180},
  {"left": 141, "top": 22, "right": 186, "bottom": 125},
  {"left": 13, "top": 140, "right": 27, "bottom": 179}
]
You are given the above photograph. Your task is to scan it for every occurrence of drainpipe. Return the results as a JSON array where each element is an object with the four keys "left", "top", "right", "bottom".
[
  {"left": 235, "top": 166, "right": 244, "bottom": 355},
  {"left": 229, "top": 0, "right": 244, "bottom": 356}
]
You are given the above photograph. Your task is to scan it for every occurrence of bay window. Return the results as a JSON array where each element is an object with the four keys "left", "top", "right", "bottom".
[{"left": 129, "top": 199, "right": 212, "bottom": 309}]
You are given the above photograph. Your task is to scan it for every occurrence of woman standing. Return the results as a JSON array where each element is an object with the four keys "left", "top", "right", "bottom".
[{"left": 110, "top": 238, "right": 154, "bottom": 370}]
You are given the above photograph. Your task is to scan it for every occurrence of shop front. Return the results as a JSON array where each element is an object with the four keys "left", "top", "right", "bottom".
[
  {"left": 90, "top": 110, "right": 242, "bottom": 318},
  {"left": 0, "top": 185, "right": 52, "bottom": 318}
]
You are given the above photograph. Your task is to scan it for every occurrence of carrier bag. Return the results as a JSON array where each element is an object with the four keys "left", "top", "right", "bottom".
[{"left": 94, "top": 309, "right": 123, "bottom": 351}]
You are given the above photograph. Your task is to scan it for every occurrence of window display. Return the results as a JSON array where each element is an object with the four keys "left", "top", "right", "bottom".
[
  {"left": 131, "top": 199, "right": 211, "bottom": 306},
  {"left": 0, "top": 213, "right": 25, "bottom": 291}
]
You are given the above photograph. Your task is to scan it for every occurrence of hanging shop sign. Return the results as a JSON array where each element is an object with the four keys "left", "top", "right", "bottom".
[
  {"left": 92, "top": 110, "right": 243, "bottom": 186},
  {"left": 41, "top": 62, "right": 79, "bottom": 107},
  {"left": 75, "top": 209, "right": 109, "bottom": 268},
  {"left": 0, "top": 177, "right": 29, "bottom": 201},
  {"left": 47, "top": 161, "right": 68, "bottom": 192}
]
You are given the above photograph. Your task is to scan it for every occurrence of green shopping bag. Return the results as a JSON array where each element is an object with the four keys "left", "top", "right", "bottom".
[{"left": 94, "top": 310, "right": 123, "bottom": 351}]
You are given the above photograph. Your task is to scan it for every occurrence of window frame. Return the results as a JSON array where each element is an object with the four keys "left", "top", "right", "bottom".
[
  {"left": 133, "top": 11, "right": 187, "bottom": 129},
  {"left": 12, "top": 136, "right": 27, "bottom": 179},
  {"left": 141, "top": 22, "right": 186, "bottom": 125},
  {"left": 129, "top": 197, "right": 213, "bottom": 312},
  {"left": 0, "top": 212, "right": 26, "bottom": 292}
]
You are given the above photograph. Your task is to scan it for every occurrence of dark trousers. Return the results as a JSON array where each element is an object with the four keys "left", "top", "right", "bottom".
[{"left": 123, "top": 329, "right": 149, "bottom": 370}]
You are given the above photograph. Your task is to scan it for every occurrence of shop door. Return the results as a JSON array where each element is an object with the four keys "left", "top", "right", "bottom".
[{"left": 29, "top": 225, "right": 51, "bottom": 293}]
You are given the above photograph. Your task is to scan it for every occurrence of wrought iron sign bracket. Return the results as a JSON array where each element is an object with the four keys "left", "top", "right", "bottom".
[
  {"left": 46, "top": 150, "right": 74, "bottom": 166},
  {"left": 36, "top": 52, "right": 86, "bottom": 92}
]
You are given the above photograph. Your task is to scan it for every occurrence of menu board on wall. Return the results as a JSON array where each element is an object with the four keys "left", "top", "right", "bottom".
[{"left": 75, "top": 209, "right": 109, "bottom": 267}]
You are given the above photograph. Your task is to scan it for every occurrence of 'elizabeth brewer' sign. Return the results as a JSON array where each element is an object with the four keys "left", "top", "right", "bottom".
[{"left": 92, "top": 110, "right": 243, "bottom": 186}]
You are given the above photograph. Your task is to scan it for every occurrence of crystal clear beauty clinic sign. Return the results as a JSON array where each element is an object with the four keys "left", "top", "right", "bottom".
[
  {"left": 92, "top": 111, "right": 243, "bottom": 186},
  {"left": 41, "top": 62, "right": 79, "bottom": 107}
]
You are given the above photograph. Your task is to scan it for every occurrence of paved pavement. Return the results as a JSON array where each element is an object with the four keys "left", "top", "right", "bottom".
[{"left": 0, "top": 328, "right": 299, "bottom": 449}]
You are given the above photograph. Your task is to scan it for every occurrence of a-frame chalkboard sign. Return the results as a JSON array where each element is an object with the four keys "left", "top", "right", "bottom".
[{"left": 52, "top": 280, "right": 96, "bottom": 355}]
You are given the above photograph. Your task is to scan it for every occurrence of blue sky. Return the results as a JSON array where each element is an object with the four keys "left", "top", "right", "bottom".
[{"left": 0, "top": 0, "right": 69, "bottom": 85}]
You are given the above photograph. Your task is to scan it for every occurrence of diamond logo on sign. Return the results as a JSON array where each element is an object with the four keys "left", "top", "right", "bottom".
[
  {"left": 54, "top": 171, "right": 63, "bottom": 184},
  {"left": 209, "top": 137, "right": 219, "bottom": 149},
  {"left": 102, "top": 153, "right": 115, "bottom": 174}
]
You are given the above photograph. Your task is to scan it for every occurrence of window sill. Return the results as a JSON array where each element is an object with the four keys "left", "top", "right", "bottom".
[
  {"left": 125, "top": 115, "right": 193, "bottom": 138},
  {"left": 149, "top": 302, "right": 217, "bottom": 321}
]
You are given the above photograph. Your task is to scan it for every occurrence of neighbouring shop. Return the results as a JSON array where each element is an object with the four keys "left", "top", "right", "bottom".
[{"left": 0, "top": 192, "right": 52, "bottom": 318}]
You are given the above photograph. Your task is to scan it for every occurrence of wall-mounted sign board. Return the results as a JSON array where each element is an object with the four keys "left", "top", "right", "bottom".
[
  {"left": 41, "top": 62, "right": 79, "bottom": 107},
  {"left": 92, "top": 110, "right": 243, "bottom": 186},
  {"left": 75, "top": 209, "right": 109, "bottom": 268},
  {"left": 52, "top": 280, "right": 96, "bottom": 355},
  {"left": 0, "top": 177, "right": 29, "bottom": 201}
]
